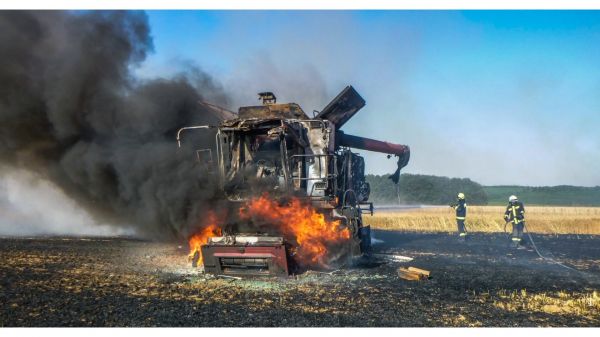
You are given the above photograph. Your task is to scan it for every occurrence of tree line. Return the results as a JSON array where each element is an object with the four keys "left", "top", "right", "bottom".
[
  {"left": 366, "top": 174, "right": 488, "bottom": 205},
  {"left": 366, "top": 174, "right": 600, "bottom": 206}
]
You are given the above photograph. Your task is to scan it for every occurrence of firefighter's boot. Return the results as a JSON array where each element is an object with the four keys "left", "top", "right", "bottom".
[
  {"left": 457, "top": 219, "right": 467, "bottom": 242},
  {"left": 511, "top": 237, "right": 522, "bottom": 248}
]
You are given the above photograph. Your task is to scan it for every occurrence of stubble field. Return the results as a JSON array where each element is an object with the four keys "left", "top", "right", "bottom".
[
  {"left": 1, "top": 206, "right": 600, "bottom": 327},
  {"left": 1, "top": 235, "right": 599, "bottom": 326},
  {"left": 368, "top": 206, "right": 600, "bottom": 235}
]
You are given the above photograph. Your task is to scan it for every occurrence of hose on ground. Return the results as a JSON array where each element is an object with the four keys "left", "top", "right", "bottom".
[{"left": 522, "top": 223, "right": 580, "bottom": 273}]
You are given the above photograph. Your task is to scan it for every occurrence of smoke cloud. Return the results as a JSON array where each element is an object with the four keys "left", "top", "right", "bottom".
[
  {"left": 0, "top": 169, "right": 132, "bottom": 237},
  {"left": 0, "top": 11, "right": 227, "bottom": 239}
]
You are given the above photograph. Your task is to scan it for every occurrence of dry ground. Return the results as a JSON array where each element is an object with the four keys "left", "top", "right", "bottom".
[
  {"left": 368, "top": 206, "right": 600, "bottom": 235},
  {"left": 1, "top": 230, "right": 599, "bottom": 327}
]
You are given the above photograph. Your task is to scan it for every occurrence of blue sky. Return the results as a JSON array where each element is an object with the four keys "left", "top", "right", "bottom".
[{"left": 136, "top": 11, "right": 600, "bottom": 186}]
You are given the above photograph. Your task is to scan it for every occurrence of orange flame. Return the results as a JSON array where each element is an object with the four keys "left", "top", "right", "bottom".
[
  {"left": 188, "top": 212, "right": 221, "bottom": 265},
  {"left": 187, "top": 195, "right": 351, "bottom": 269},
  {"left": 240, "top": 195, "right": 350, "bottom": 266}
]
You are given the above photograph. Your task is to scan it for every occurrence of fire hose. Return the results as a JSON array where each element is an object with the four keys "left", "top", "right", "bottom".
[{"left": 504, "top": 220, "right": 579, "bottom": 273}]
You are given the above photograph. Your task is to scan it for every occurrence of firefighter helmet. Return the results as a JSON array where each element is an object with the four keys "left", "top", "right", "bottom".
[
  {"left": 509, "top": 195, "right": 518, "bottom": 202},
  {"left": 457, "top": 192, "right": 465, "bottom": 200}
]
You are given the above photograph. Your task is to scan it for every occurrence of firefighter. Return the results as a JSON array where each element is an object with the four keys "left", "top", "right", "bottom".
[
  {"left": 451, "top": 192, "right": 467, "bottom": 240},
  {"left": 504, "top": 195, "right": 526, "bottom": 247}
]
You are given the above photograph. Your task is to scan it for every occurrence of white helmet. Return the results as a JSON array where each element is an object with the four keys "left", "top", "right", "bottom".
[
  {"left": 457, "top": 192, "right": 465, "bottom": 199},
  {"left": 509, "top": 195, "right": 518, "bottom": 202}
]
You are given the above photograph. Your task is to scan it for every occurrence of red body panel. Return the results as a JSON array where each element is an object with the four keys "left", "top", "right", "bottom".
[{"left": 201, "top": 244, "right": 289, "bottom": 276}]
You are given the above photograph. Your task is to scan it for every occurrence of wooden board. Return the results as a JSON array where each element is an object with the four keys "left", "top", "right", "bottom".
[
  {"left": 397, "top": 267, "right": 431, "bottom": 281},
  {"left": 407, "top": 266, "right": 431, "bottom": 277}
]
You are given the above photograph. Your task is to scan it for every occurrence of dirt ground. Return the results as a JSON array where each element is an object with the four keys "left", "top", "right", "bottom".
[{"left": 1, "top": 231, "right": 599, "bottom": 327}]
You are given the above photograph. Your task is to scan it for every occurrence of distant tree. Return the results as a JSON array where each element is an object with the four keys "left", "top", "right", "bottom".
[
  {"left": 366, "top": 173, "right": 600, "bottom": 206},
  {"left": 366, "top": 173, "right": 489, "bottom": 205},
  {"left": 484, "top": 185, "right": 600, "bottom": 206}
]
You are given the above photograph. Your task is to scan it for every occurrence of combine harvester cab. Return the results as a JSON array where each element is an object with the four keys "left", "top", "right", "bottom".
[{"left": 178, "top": 86, "right": 410, "bottom": 276}]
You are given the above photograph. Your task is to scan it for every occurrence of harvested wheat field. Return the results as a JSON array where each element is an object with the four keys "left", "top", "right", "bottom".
[
  {"left": 368, "top": 206, "right": 600, "bottom": 235},
  {"left": 1, "top": 230, "right": 600, "bottom": 327}
]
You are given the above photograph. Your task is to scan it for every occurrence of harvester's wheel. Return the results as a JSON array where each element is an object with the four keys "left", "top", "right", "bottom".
[{"left": 191, "top": 251, "right": 200, "bottom": 268}]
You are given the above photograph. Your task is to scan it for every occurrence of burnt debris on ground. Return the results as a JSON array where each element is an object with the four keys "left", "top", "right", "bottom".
[{"left": 1, "top": 231, "right": 599, "bottom": 327}]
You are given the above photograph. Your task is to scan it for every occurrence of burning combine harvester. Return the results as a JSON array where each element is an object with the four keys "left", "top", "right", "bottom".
[{"left": 178, "top": 86, "right": 410, "bottom": 276}]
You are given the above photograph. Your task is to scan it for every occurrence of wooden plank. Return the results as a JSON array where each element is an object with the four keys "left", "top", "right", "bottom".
[
  {"left": 398, "top": 267, "right": 431, "bottom": 281},
  {"left": 397, "top": 267, "right": 422, "bottom": 281},
  {"left": 407, "top": 266, "right": 430, "bottom": 277}
]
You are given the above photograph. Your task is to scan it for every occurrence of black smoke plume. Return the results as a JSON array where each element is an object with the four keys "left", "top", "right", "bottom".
[{"left": 0, "top": 11, "right": 227, "bottom": 239}]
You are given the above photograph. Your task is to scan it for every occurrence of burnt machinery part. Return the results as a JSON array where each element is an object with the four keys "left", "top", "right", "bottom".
[
  {"left": 337, "top": 131, "right": 410, "bottom": 184},
  {"left": 316, "top": 85, "right": 366, "bottom": 128},
  {"left": 201, "top": 244, "right": 289, "bottom": 276},
  {"left": 337, "top": 131, "right": 410, "bottom": 159},
  {"left": 201, "top": 236, "right": 289, "bottom": 276}
]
